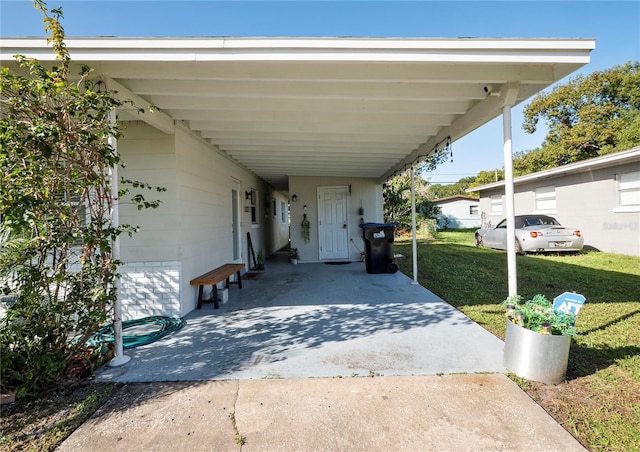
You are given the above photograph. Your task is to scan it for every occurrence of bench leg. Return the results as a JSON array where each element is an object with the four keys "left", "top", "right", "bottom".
[
  {"left": 212, "top": 285, "right": 220, "bottom": 309},
  {"left": 197, "top": 285, "right": 204, "bottom": 309},
  {"left": 225, "top": 271, "right": 243, "bottom": 289}
]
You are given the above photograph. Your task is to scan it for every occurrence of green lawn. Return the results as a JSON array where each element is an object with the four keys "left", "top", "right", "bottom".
[{"left": 395, "top": 230, "right": 640, "bottom": 451}]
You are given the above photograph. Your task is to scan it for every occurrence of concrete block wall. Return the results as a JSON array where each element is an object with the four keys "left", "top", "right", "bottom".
[{"left": 119, "top": 260, "right": 181, "bottom": 320}]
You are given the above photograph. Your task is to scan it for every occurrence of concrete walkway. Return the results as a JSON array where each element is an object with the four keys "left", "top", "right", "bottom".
[
  {"left": 60, "top": 375, "right": 585, "bottom": 451},
  {"left": 68, "top": 255, "right": 586, "bottom": 451}
]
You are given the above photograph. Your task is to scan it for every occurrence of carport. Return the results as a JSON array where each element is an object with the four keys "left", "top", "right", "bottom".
[{"left": 1, "top": 36, "right": 595, "bottom": 362}]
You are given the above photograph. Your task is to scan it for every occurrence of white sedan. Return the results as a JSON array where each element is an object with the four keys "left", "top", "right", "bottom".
[{"left": 474, "top": 215, "right": 584, "bottom": 254}]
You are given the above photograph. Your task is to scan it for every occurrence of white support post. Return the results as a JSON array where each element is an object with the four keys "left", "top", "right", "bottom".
[
  {"left": 108, "top": 109, "right": 130, "bottom": 367},
  {"left": 410, "top": 166, "right": 418, "bottom": 284},
  {"left": 503, "top": 105, "right": 518, "bottom": 297}
]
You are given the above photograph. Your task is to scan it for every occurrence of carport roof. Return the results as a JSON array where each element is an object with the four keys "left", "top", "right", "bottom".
[{"left": 0, "top": 37, "right": 595, "bottom": 191}]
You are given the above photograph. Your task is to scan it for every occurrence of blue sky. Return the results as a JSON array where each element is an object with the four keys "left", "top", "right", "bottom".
[{"left": 2, "top": 1, "right": 639, "bottom": 184}]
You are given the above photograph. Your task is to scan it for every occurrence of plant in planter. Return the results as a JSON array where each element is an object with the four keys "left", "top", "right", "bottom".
[
  {"left": 256, "top": 250, "right": 265, "bottom": 270},
  {"left": 502, "top": 294, "right": 577, "bottom": 336},
  {"left": 502, "top": 293, "right": 583, "bottom": 384},
  {"left": 301, "top": 214, "right": 311, "bottom": 243},
  {"left": 290, "top": 247, "right": 299, "bottom": 264}
]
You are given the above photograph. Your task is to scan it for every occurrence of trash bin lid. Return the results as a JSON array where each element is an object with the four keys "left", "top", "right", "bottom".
[{"left": 360, "top": 222, "right": 398, "bottom": 228}]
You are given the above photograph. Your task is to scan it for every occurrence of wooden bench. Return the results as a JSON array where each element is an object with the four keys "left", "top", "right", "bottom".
[{"left": 190, "top": 263, "right": 245, "bottom": 309}]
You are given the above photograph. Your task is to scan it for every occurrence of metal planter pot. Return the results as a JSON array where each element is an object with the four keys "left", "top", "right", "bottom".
[{"left": 503, "top": 319, "right": 571, "bottom": 384}]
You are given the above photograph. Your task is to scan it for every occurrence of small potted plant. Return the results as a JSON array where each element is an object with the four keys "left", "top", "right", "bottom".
[
  {"left": 502, "top": 294, "right": 581, "bottom": 384},
  {"left": 290, "top": 247, "right": 299, "bottom": 264},
  {"left": 256, "top": 249, "right": 265, "bottom": 270}
]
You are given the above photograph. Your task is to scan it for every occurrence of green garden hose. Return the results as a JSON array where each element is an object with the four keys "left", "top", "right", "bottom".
[{"left": 88, "top": 316, "right": 184, "bottom": 349}]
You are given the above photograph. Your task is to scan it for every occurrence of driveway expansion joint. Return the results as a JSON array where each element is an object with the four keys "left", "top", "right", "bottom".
[{"left": 230, "top": 379, "right": 245, "bottom": 448}]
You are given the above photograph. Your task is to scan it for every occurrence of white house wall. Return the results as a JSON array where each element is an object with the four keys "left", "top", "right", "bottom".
[
  {"left": 478, "top": 161, "right": 640, "bottom": 256},
  {"left": 118, "top": 122, "right": 270, "bottom": 319},
  {"left": 116, "top": 122, "right": 181, "bottom": 320},
  {"left": 289, "top": 176, "right": 383, "bottom": 262},
  {"left": 436, "top": 199, "right": 481, "bottom": 229},
  {"left": 266, "top": 190, "right": 291, "bottom": 254},
  {"left": 118, "top": 121, "right": 179, "bottom": 262}
]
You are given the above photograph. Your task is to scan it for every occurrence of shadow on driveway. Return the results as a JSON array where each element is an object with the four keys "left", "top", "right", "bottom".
[{"left": 96, "top": 258, "right": 505, "bottom": 382}]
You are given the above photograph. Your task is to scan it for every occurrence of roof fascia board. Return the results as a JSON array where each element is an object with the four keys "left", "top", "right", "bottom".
[
  {"left": 434, "top": 195, "right": 479, "bottom": 203},
  {"left": 2, "top": 36, "right": 597, "bottom": 49},
  {"left": 467, "top": 147, "right": 640, "bottom": 193},
  {"left": 1, "top": 37, "right": 595, "bottom": 63}
]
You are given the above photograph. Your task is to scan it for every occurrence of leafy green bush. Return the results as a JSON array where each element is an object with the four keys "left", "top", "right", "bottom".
[
  {"left": 0, "top": 1, "right": 162, "bottom": 397},
  {"left": 502, "top": 294, "right": 577, "bottom": 336}
]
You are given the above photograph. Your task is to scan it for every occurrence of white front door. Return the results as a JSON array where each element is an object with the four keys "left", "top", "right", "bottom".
[{"left": 318, "top": 186, "right": 349, "bottom": 260}]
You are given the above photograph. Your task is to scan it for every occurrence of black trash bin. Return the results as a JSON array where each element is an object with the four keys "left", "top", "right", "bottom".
[{"left": 360, "top": 222, "right": 398, "bottom": 274}]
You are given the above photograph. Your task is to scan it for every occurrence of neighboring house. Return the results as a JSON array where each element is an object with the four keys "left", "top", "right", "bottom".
[
  {"left": 433, "top": 196, "right": 481, "bottom": 229},
  {"left": 468, "top": 147, "right": 640, "bottom": 256},
  {"left": 0, "top": 37, "right": 594, "bottom": 318}
]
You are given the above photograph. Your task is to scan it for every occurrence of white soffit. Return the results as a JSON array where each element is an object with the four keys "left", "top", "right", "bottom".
[{"left": 0, "top": 37, "right": 595, "bottom": 190}]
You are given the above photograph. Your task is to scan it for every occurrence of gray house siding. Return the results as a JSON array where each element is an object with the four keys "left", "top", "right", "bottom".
[
  {"left": 477, "top": 154, "right": 640, "bottom": 256},
  {"left": 434, "top": 197, "right": 481, "bottom": 229}
]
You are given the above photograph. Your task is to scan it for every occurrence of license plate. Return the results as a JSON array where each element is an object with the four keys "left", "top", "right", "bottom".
[{"left": 550, "top": 242, "right": 567, "bottom": 248}]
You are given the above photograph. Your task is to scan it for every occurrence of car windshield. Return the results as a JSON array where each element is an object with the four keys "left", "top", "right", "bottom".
[
  {"left": 495, "top": 216, "right": 561, "bottom": 229},
  {"left": 518, "top": 216, "right": 560, "bottom": 228}
]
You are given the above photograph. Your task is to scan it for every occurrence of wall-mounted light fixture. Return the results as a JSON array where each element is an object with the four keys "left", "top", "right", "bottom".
[
  {"left": 245, "top": 191, "right": 253, "bottom": 202},
  {"left": 291, "top": 194, "right": 297, "bottom": 202},
  {"left": 303, "top": 204, "right": 307, "bottom": 211},
  {"left": 92, "top": 80, "right": 105, "bottom": 93}
]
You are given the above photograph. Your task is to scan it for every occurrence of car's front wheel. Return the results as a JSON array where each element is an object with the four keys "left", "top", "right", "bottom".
[{"left": 475, "top": 233, "right": 483, "bottom": 247}]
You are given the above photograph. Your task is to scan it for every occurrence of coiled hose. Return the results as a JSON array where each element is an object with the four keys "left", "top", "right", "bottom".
[{"left": 88, "top": 316, "right": 184, "bottom": 349}]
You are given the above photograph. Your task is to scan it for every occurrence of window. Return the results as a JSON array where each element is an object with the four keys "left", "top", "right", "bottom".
[
  {"left": 616, "top": 171, "right": 640, "bottom": 212},
  {"left": 490, "top": 195, "right": 503, "bottom": 214},
  {"left": 250, "top": 189, "right": 257, "bottom": 223},
  {"left": 469, "top": 205, "right": 479, "bottom": 216},
  {"left": 273, "top": 198, "right": 277, "bottom": 218},
  {"left": 281, "top": 201, "right": 286, "bottom": 224},
  {"left": 535, "top": 186, "right": 556, "bottom": 213}
]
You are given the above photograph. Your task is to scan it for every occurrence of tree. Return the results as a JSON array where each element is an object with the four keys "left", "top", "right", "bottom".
[
  {"left": 383, "top": 141, "right": 452, "bottom": 231},
  {"left": 383, "top": 171, "right": 439, "bottom": 232},
  {"left": 522, "top": 61, "right": 640, "bottom": 169},
  {"left": 0, "top": 1, "right": 163, "bottom": 397},
  {"left": 427, "top": 176, "right": 477, "bottom": 199}
]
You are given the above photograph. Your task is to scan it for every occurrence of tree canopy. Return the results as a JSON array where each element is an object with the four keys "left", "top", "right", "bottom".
[
  {"left": 519, "top": 61, "right": 640, "bottom": 172},
  {"left": 422, "top": 61, "right": 640, "bottom": 196},
  {"left": 383, "top": 171, "right": 439, "bottom": 232}
]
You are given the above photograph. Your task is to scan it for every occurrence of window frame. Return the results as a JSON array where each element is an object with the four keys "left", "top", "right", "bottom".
[
  {"left": 490, "top": 195, "right": 503, "bottom": 214},
  {"left": 614, "top": 171, "right": 640, "bottom": 212},
  {"left": 250, "top": 189, "right": 258, "bottom": 224},
  {"left": 534, "top": 185, "right": 556, "bottom": 214}
]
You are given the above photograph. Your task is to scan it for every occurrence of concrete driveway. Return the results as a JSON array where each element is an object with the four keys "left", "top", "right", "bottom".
[
  {"left": 74, "top": 255, "right": 586, "bottom": 451},
  {"left": 96, "top": 254, "right": 505, "bottom": 382}
]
